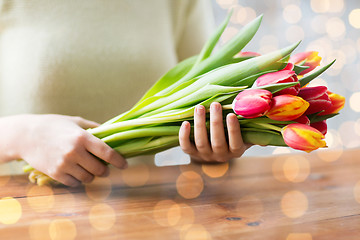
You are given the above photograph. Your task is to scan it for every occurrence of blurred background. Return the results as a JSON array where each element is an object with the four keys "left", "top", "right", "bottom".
[{"left": 211, "top": 0, "right": 360, "bottom": 157}]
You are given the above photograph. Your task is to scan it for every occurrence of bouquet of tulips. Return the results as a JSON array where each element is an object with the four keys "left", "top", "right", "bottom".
[{"left": 25, "top": 12, "right": 345, "bottom": 185}]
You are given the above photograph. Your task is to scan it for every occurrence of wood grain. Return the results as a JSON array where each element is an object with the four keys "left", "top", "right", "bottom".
[{"left": 1, "top": 148, "right": 360, "bottom": 239}]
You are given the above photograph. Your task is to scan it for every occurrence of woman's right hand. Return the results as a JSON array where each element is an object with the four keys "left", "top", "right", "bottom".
[{"left": 0, "top": 114, "right": 128, "bottom": 187}]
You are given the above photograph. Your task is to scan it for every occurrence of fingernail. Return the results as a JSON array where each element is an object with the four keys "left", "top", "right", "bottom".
[
  {"left": 211, "top": 102, "right": 220, "bottom": 112},
  {"left": 196, "top": 105, "right": 205, "bottom": 115}
]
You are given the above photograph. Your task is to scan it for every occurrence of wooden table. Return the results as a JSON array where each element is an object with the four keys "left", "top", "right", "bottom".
[{"left": 1, "top": 148, "right": 360, "bottom": 239}]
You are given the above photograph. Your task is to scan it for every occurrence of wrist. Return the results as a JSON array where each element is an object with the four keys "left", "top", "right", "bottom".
[{"left": 0, "top": 114, "right": 33, "bottom": 162}]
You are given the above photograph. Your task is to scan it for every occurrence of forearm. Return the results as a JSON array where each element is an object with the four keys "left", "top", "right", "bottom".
[{"left": 0, "top": 115, "right": 27, "bottom": 162}]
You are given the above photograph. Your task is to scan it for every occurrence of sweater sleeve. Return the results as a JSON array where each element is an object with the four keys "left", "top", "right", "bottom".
[{"left": 173, "top": 0, "right": 215, "bottom": 62}]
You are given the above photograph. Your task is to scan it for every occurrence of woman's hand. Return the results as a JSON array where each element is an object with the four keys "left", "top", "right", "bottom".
[
  {"left": 0, "top": 114, "right": 127, "bottom": 187},
  {"left": 179, "top": 102, "right": 250, "bottom": 163}
]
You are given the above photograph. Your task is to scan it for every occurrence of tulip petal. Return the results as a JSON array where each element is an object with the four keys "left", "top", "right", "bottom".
[
  {"left": 266, "top": 95, "right": 309, "bottom": 121},
  {"left": 282, "top": 123, "right": 326, "bottom": 152}
]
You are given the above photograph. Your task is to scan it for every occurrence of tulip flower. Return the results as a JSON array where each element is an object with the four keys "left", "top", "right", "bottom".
[
  {"left": 232, "top": 89, "right": 272, "bottom": 118},
  {"left": 254, "top": 70, "right": 300, "bottom": 96},
  {"left": 310, "top": 120, "right": 327, "bottom": 135},
  {"left": 289, "top": 51, "right": 321, "bottom": 75},
  {"left": 293, "top": 115, "right": 310, "bottom": 125},
  {"left": 282, "top": 123, "right": 326, "bottom": 152},
  {"left": 298, "top": 86, "right": 332, "bottom": 115},
  {"left": 266, "top": 95, "right": 309, "bottom": 121},
  {"left": 319, "top": 91, "right": 345, "bottom": 115}
]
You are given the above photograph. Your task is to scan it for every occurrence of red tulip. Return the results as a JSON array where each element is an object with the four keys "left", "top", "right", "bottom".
[
  {"left": 266, "top": 95, "right": 309, "bottom": 121},
  {"left": 289, "top": 51, "right": 321, "bottom": 75},
  {"left": 293, "top": 115, "right": 310, "bottom": 125},
  {"left": 298, "top": 86, "right": 332, "bottom": 115},
  {"left": 232, "top": 89, "right": 272, "bottom": 118},
  {"left": 282, "top": 123, "right": 326, "bottom": 152},
  {"left": 318, "top": 91, "right": 345, "bottom": 115},
  {"left": 254, "top": 70, "right": 300, "bottom": 96},
  {"left": 310, "top": 120, "right": 327, "bottom": 135}
]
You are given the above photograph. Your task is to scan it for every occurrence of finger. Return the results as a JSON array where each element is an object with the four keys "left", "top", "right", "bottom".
[
  {"left": 194, "top": 105, "right": 212, "bottom": 155},
  {"left": 226, "top": 113, "right": 246, "bottom": 157},
  {"left": 209, "top": 102, "right": 227, "bottom": 155},
  {"left": 77, "top": 151, "right": 109, "bottom": 177},
  {"left": 52, "top": 173, "right": 81, "bottom": 187},
  {"left": 84, "top": 134, "right": 128, "bottom": 169},
  {"left": 179, "top": 121, "right": 197, "bottom": 156},
  {"left": 67, "top": 164, "right": 95, "bottom": 184},
  {"left": 71, "top": 116, "right": 100, "bottom": 129}
]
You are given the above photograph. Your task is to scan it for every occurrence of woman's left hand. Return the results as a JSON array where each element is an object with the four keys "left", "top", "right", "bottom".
[{"left": 179, "top": 102, "right": 250, "bottom": 163}]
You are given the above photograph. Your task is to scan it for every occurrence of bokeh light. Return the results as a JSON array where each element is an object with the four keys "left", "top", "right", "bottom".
[
  {"left": 317, "top": 148, "right": 343, "bottom": 162},
  {"left": 220, "top": 26, "right": 239, "bottom": 44},
  {"left": 49, "top": 218, "right": 77, "bottom": 240},
  {"left": 281, "top": 190, "right": 308, "bottom": 218},
  {"left": 272, "top": 147, "right": 292, "bottom": 155},
  {"left": 153, "top": 200, "right": 181, "bottom": 227},
  {"left": 283, "top": 4, "right": 302, "bottom": 24},
  {"left": 287, "top": 233, "right": 313, "bottom": 240},
  {"left": 216, "top": 0, "right": 238, "bottom": 10},
  {"left": 121, "top": 163, "right": 150, "bottom": 187},
  {"left": 29, "top": 219, "right": 51, "bottom": 240},
  {"left": 311, "top": 0, "right": 330, "bottom": 13},
  {"left": 176, "top": 171, "right": 204, "bottom": 199},
  {"left": 26, "top": 185, "right": 55, "bottom": 212},
  {"left": 326, "top": 17, "right": 346, "bottom": 39},
  {"left": 285, "top": 25, "right": 304, "bottom": 43},
  {"left": 89, "top": 203, "right": 116, "bottom": 231},
  {"left": 180, "top": 224, "right": 212, "bottom": 240},
  {"left": 201, "top": 162, "right": 229, "bottom": 178},
  {"left": 349, "top": 9, "right": 360, "bottom": 29},
  {"left": 0, "top": 197, "right": 22, "bottom": 224},
  {"left": 338, "top": 121, "right": 360, "bottom": 148},
  {"left": 272, "top": 156, "right": 310, "bottom": 182},
  {"left": 311, "top": 15, "right": 328, "bottom": 34},
  {"left": 350, "top": 92, "right": 360, "bottom": 112},
  {"left": 282, "top": 156, "right": 310, "bottom": 183},
  {"left": 85, "top": 177, "right": 112, "bottom": 201}
]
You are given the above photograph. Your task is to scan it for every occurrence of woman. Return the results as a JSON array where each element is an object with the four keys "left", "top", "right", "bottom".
[{"left": 0, "top": 0, "right": 248, "bottom": 186}]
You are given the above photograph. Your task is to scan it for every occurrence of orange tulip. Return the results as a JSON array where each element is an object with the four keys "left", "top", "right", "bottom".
[
  {"left": 289, "top": 51, "right": 321, "bottom": 75},
  {"left": 266, "top": 95, "right": 309, "bottom": 121},
  {"left": 319, "top": 91, "right": 345, "bottom": 115},
  {"left": 281, "top": 123, "right": 326, "bottom": 152}
]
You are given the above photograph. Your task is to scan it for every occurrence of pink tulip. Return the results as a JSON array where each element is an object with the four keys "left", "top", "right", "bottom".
[
  {"left": 266, "top": 95, "right": 309, "bottom": 121},
  {"left": 282, "top": 123, "right": 326, "bottom": 152},
  {"left": 236, "top": 51, "right": 261, "bottom": 58},
  {"left": 298, "top": 86, "right": 332, "bottom": 115},
  {"left": 318, "top": 91, "right": 345, "bottom": 116},
  {"left": 289, "top": 51, "right": 321, "bottom": 75},
  {"left": 232, "top": 89, "right": 272, "bottom": 118},
  {"left": 310, "top": 120, "right": 327, "bottom": 135},
  {"left": 254, "top": 70, "right": 300, "bottom": 96}
]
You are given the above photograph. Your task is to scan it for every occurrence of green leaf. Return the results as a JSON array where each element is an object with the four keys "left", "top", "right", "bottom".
[
  {"left": 299, "top": 60, "right": 336, "bottom": 87},
  {"left": 241, "top": 129, "right": 286, "bottom": 146},
  {"left": 308, "top": 113, "right": 339, "bottom": 123},
  {"left": 136, "top": 55, "right": 198, "bottom": 103},
  {"left": 142, "top": 85, "right": 246, "bottom": 117},
  {"left": 193, "top": 10, "right": 232, "bottom": 67},
  {"left": 293, "top": 65, "right": 309, "bottom": 75},
  {"left": 154, "top": 14, "right": 264, "bottom": 97},
  {"left": 254, "top": 81, "right": 299, "bottom": 94}
]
